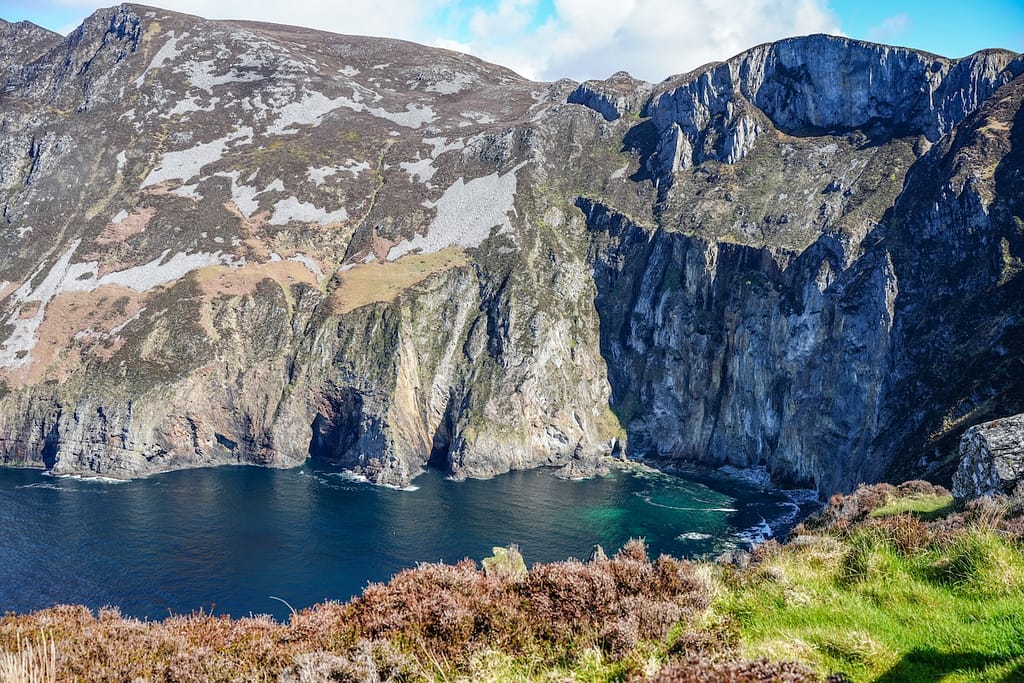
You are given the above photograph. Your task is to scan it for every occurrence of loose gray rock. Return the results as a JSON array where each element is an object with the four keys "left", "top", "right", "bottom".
[{"left": 952, "top": 414, "right": 1024, "bottom": 500}]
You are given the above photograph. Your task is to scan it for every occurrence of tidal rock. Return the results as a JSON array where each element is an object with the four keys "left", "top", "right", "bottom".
[{"left": 952, "top": 414, "right": 1024, "bottom": 500}]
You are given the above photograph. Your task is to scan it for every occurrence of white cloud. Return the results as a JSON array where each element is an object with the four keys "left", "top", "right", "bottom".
[
  {"left": 444, "top": 0, "right": 842, "bottom": 81},
  {"left": 38, "top": 0, "right": 842, "bottom": 83},
  {"left": 867, "top": 14, "right": 910, "bottom": 43}
]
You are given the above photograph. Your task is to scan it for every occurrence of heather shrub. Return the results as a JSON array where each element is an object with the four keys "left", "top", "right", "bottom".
[
  {"left": 352, "top": 559, "right": 488, "bottom": 646},
  {"left": 641, "top": 656, "right": 826, "bottom": 682},
  {"left": 895, "top": 480, "right": 949, "bottom": 497},
  {"left": 599, "top": 614, "right": 639, "bottom": 659},
  {"left": 666, "top": 615, "right": 740, "bottom": 658},
  {"left": 862, "top": 514, "right": 933, "bottom": 554},
  {"left": 651, "top": 555, "right": 704, "bottom": 601},
  {"left": 606, "top": 540, "right": 656, "bottom": 595},
  {"left": 280, "top": 649, "right": 371, "bottom": 683},
  {"left": 525, "top": 559, "right": 619, "bottom": 641},
  {"left": 751, "top": 538, "right": 783, "bottom": 563},
  {"left": 287, "top": 601, "right": 358, "bottom": 652},
  {"left": 341, "top": 540, "right": 715, "bottom": 670}
]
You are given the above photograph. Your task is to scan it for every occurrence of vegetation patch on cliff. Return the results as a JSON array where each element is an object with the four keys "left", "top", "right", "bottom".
[{"left": 329, "top": 248, "right": 468, "bottom": 314}]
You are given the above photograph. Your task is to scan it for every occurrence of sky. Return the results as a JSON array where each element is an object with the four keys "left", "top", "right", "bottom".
[{"left": 0, "top": 0, "right": 1021, "bottom": 82}]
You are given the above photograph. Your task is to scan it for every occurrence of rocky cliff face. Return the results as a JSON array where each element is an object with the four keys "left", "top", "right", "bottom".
[{"left": 0, "top": 4, "right": 1021, "bottom": 494}]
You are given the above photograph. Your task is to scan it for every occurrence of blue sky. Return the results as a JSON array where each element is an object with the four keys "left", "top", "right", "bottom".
[{"left": 1, "top": 0, "right": 1020, "bottom": 81}]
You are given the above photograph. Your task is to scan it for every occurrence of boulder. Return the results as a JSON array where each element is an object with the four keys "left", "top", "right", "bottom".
[{"left": 952, "top": 414, "right": 1024, "bottom": 500}]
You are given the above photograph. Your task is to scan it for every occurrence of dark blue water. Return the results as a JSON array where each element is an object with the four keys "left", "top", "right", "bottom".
[{"left": 0, "top": 463, "right": 810, "bottom": 620}]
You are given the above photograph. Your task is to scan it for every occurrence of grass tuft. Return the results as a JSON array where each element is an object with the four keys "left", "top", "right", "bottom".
[
  {"left": 0, "top": 632, "right": 56, "bottom": 683},
  {"left": 869, "top": 492, "right": 955, "bottom": 520}
]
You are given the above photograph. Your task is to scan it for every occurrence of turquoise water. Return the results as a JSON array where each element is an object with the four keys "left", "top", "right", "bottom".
[{"left": 0, "top": 463, "right": 811, "bottom": 620}]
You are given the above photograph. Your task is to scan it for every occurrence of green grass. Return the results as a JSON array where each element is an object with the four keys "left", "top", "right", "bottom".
[
  {"left": 869, "top": 493, "right": 955, "bottom": 521},
  {"left": 718, "top": 530, "right": 1024, "bottom": 682}
]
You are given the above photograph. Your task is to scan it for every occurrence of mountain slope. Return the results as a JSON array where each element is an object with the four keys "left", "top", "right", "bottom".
[{"left": 0, "top": 4, "right": 1021, "bottom": 494}]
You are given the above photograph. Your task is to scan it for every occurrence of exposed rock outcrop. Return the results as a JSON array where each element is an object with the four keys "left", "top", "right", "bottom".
[
  {"left": 645, "top": 35, "right": 1023, "bottom": 177},
  {"left": 567, "top": 71, "right": 652, "bottom": 122},
  {"left": 952, "top": 414, "right": 1024, "bottom": 499}
]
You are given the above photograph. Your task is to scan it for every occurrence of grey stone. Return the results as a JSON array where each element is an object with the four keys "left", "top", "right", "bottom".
[{"left": 952, "top": 414, "right": 1024, "bottom": 500}]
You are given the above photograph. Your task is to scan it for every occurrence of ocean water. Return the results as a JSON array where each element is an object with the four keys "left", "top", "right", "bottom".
[{"left": 0, "top": 463, "right": 814, "bottom": 620}]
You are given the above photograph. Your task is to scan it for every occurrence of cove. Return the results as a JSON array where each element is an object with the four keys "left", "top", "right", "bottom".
[{"left": 0, "top": 463, "right": 815, "bottom": 620}]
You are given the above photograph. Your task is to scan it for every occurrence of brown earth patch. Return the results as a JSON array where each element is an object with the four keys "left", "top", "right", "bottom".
[
  {"left": 371, "top": 234, "right": 398, "bottom": 261},
  {"left": 330, "top": 248, "right": 467, "bottom": 314},
  {"left": 224, "top": 201, "right": 271, "bottom": 236},
  {"left": 9, "top": 286, "right": 147, "bottom": 387},
  {"left": 195, "top": 259, "right": 322, "bottom": 299},
  {"left": 0, "top": 280, "right": 19, "bottom": 303},
  {"left": 95, "top": 207, "right": 156, "bottom": 245},
  {"left": 141, "top": 181, "right": 182, "bottom": 197},
  {"left": 18, "top": 301, "right": 42, "bottom": 319}
]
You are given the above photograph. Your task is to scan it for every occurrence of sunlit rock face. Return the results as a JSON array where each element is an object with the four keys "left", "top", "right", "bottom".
[
  {"left": 0, "top": 5, "right": 1021, "bottom": 494},
  {"left": 953, "top": 414, "right": 1024, "bottom": 500}
]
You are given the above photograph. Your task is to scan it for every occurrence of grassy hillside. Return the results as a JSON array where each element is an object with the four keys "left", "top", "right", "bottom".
[{"left": 2, "top": 481, "right": 1022, "bottom": 682}]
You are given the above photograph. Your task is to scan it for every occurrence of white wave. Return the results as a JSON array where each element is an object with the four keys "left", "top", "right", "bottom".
[
  {"left": 634, "top": 490, "right": 737, "bottom": 512},
  {"left": 677, "top": 532, "right": 713, "bottom": 541},
  {"left": 381, "top": 483, "right": 420, "bottom": 492},
  {"left": 782, "top": 487, "right": 821, "bottom": 504},
  {"left": 45, "top": 472, "right": 128, "bottom": 484},
  {"left": 717, "top": 465, "right": 772, "bottom": 487},
  {"left": 735, "top": 517, "right": 774, "bottom": 546},
  {"left": 331, "top": 470, "right": 370, "bottom": 484},
  {"left": 329, "top": 470, "right": 418, "bottom": 491},
  {"left": 17, "top": 482, "right": 64, "bottom": 490}
]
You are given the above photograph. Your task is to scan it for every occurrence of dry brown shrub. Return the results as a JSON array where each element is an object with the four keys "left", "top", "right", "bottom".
[
  {"left": 600, "top": 614, "right": 640, "bottom": 659},
  {"left": 896, "top": 480, "right": 949, "bottom": 497},
  {"left": 863, "top": 515, "right": 933, "bottom": 554},
  {"left": 641, "top": 656, "right": 827, "bottom": 682},
  {"left": 667, "top": 615, "right": 740, "bottom": 658},
  {"left": 352, "top": 559, "right": 495, "bottom": 657},
  {"left": 608, "top": 546, "right": 656, "bottom": 596},
  {"left": 526, "top": 559, "right": 619, "bottom": 638},
  {"left": 0, "top": 540, "right": 720, "bottom": 680},
  {"left": 751, "top": 539, "right": 783, "bottom": 563},
  {"left": 802, "top": 483, "right": 951, "bottom": 536},
  {"left": 286, "top": 601, "right": 357, "bottom": 651}
]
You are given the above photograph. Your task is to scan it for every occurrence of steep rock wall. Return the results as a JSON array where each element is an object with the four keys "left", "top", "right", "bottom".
[{"left": 581, "top": 72, "right": 1024, "bottom": 495}]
